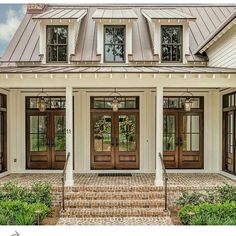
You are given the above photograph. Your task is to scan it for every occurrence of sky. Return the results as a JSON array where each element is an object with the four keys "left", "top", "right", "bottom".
[
  {"left": 0, "top": 0, "right": 235, "bottom": 57},
  {"left": 0, "top": 4, "right": 26, "bottom": 56}
]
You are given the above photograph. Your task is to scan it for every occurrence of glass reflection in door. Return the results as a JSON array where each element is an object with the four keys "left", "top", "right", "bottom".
[
  {"left": 54, "top": 115, "right": 66, "bottom": 152},
  {"left": 93, "top": 115, "right": 112, "bottom": 152},
  {"left": 163, "top": 115, "right": 176, "bottom": 151}
]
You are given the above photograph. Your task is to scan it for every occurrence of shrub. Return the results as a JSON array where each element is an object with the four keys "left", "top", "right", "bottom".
[
  {"left": 0, "top": 181, "right": 52, "bottom": 207},
  {"left": 176, "top": 184, "right": 236, "bottom": 207},
  {"left": 0, "top": 200, "right": 49, "bottom": 225},
  {"left": 178, "top": 202, "right": 236, "bottom": 225}
]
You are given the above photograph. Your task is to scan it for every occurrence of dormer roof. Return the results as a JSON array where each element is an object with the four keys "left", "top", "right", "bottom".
[{"left": 141, "top": 8, "right": 196, "bottom": 21}]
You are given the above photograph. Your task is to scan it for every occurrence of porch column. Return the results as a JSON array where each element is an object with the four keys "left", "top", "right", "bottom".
[
  {"left": 155, "top": 86, "right": 164, "bottom": 186},
  {"left": 65, "top": 85, "right": 74, "bottom": 186}
]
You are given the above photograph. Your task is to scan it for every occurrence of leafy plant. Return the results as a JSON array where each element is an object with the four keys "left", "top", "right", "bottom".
[
  {"left": 0, "top": 200, "right": 49, "bottom": 225},
  {"left": 178, "top": 202, "right": 236, "bottom": 225},
  {"left": 0, "top": 214, "right": 11, "bottom": 225},
  {"left": 176, "top": 191, "right": 206, "bottom": 207}
]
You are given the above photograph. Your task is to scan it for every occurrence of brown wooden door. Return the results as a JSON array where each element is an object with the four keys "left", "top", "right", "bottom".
[
  {"left": 91, "top": 111, "right": 139, "bottom": 169},
  {"left": 163, "top": 111, "right": 179, "bottom": 168},
  {"left": 179, "top": 112, "right": 204, "bottom": 169},
  {"left": 26, "top": 111, "right": 66, "bottom": 169},
  {"left": 163, "top": 111, "right": 203, "bottom": 169},
  {"left": 223, "top": 111, "right": 236, "bottom": 172}
]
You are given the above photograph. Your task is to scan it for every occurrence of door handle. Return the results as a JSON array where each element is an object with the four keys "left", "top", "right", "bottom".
[
  {"left": 46, "top": 138, "right": 51, "bottom": 147},
  {"left": 111, "top": 137, "right": 116, "bottom": 146},
  {"left": 175, "top": 137, "right": 183, "bottom": 146},
  {"left": 115, "top": 137, "right": 119, "bottom": 147},
  {"left": 179, "top": 137, "right": 183, "bottom": 146},
  {"left": 51, "top": 138, "right": 54, "bottom": 147},
  {"left": 175, "top": 137, "right": 179, "bottom": 146}
]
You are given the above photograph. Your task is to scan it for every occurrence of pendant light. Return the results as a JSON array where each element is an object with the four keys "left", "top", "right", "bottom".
[
  {"left": 182, "top": 89, "right": 194, "bottom": 112},
  {"left": 36, "top": 88, "right": 48, "bottom": 112},
  {"left": 111, "top": 88, "right": 122, "bottom": 112}
]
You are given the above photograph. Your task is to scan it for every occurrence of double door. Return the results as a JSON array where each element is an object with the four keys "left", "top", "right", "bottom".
[
  {"left": 91, "top": 111, "right": 139, "bottom": 169},
  {"left": 26, "top": 111, "right": 66, "bottom": 169},
  {"left": 163, "top": 111, "right": 203, "bottom": 169}
]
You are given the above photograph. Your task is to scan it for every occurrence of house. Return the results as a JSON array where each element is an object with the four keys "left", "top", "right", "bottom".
[{"left": 1, "top": 3, "right": 236, "bottom": 187}]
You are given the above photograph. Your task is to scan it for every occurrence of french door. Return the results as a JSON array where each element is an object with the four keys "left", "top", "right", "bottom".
[
  {"left": 26, "top": 111, "right": 66, "bottom": 169},
  {"left": 91, "top": 111, "right": 139, "bottom": 169},
  {"left": 223, "top": 111, "right": 236, "bottom": 173},
  {"left": 163, "top": 111, "right": 204, "bottom": 169}
]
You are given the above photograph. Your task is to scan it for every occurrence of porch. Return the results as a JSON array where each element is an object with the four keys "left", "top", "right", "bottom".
[{"left": 1, "top": 173, "right": 235, "bottom": 188}]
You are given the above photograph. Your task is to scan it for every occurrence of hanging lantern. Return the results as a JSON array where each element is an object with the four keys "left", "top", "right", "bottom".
[
  {"left": 182, "top": 89, "right": 194, "bottom": 112},
  {"left": 110, "top": 88, "right": 122, "bottom": 112},
  {"left": 183, "top": 97, "right": 193, "bottom": 112},
  {"left": 112, "top": 97, "right": 119, "bottom": 112},
  {"left": 36, "top": 89, "right": 48, "bottom": 112}
]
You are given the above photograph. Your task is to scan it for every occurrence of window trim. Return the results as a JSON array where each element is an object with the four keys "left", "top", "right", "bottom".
[
  {"left": 46, "top": 25, "right": 68, "bottom": 63},
  {"left": 103, "top": 25, "right": 126, "bottom": 63},
  {"left": 161, "top": 25, "right": 183, "bottom": 63}
]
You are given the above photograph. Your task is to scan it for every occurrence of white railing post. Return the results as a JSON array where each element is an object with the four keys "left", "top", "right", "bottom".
[
  {"left": 65, "top": 85, "right": 74, "bottom": 186},
  {"left": 155, "top": 86, "right": 164, "bottom": 186}
]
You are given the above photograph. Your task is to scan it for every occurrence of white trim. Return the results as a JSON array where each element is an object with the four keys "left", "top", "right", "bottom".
[{"left": 219, "top": 170, "right": 236, "bottom": 182}]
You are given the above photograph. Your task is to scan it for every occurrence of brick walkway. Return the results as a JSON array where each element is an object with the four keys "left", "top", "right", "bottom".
[{"left": 0, "top": 173, "right": 235, "bottom": 188}]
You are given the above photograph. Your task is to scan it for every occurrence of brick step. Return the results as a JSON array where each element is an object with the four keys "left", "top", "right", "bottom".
[
  {"left": 60, "top": 207, "right": 169, "bottom": 218},
  {"left": 54, "top": 186, "right": 164, "bottom": 193},
  {"left": 64, "top": 191, "right": 165, "bottom": 200},
  {"left": 64, "top": 199, "right": 165, "bottom": 208}
]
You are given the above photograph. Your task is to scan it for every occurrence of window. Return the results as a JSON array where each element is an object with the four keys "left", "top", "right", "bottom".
[
  {"left": 163, "top": 97, "right": 203, "bottom": 109},
  {"left": 104, "top": 25, "right": 125, "bottom": 62},
  {"left": 91, "top": 97, "right": 139, "bottom": 109},
  {"left": 161, "top": 25, "right": 182, "bottom": 62},
  {"left": 0, "top": 94, "right": 7, "bottom": 173},
  {"left": 46, "top": 26, "right": 68, "bottom": 62}
]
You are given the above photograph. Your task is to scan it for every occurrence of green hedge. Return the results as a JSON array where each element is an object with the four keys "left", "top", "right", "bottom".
[
  {"left": 0, "top": 200, "right": 49, "bottom": 225},
  {"left": 0, "top": 181, "right": 52, "bottom": 225},
  {"left": 178, "top": 202, "right": 236, "bottom": 225},
  {"left": 0, "top": 181, "right": 52, "bottom": 207}
]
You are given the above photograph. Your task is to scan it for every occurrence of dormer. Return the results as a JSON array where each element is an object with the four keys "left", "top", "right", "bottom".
[
  {"left": 92, "top": 8, "right": 138, "bottom": 63},
  {"left": 142, "top": 8, "right": 196, "bottom": 64},
  {"left": 33, "top": 8, "right": 87, "bottom": 64}
]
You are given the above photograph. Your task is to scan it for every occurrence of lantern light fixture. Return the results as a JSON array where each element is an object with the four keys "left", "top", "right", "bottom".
[
  {"left": 36, "top": 88, "right": 48, "bottom": 112},
  {"left": 110, "top": 88, "right": 122, "bottom": 112},
  {"left": 182, "top": 89, "right": 194, "bottom": 112}
]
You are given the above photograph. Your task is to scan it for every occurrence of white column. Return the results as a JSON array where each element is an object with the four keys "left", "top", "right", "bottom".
[
  {"left": 65, "top": 85, "right": 74, "bottom": 186},
  {"left": 155, "top": 86, "right": 164, "bottom": 186}
]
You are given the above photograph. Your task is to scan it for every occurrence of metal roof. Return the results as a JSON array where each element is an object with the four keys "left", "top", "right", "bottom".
[
  {"left": 141, "top": 8, "right": 196, "bottom": 20},
  {"left": 92, "top": 8, "right": 138, "bottom": 19},
  {"left": 1, "top": 66, "right": 236, "bottom": 74},
  {"left": 1, "top": 5, "right": 236, "bottom": 63},
  {"left": 32, "top": 8, "right": 87, "bottom": 19}
]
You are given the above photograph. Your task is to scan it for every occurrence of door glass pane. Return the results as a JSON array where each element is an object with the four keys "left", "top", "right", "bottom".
[
  {"left": 54, "top": 115, "right": 66, "bottom": 152},
  {"left": 191, "top": 134, "right": 199, "bottom": 151},
  {"left": 163, "top": 115, "right": 176, "bottom": 151},
  {"left": 183, "top": 134, "right": 191, "bottom": 151},
  {"left": 93, "top": 115, "right": 112, "bottom": 152},
  {"left": 183, "top": 116, "right": 191, "bottom": 133},
  {"left": 119, "top": 115, "right": 136, "bottom": 152},
  {"left": 30, "top": 115, "right": 48, "bottom": 152},
  {"left": 192, "top": 116, "right": 199, "bottom": 133}
]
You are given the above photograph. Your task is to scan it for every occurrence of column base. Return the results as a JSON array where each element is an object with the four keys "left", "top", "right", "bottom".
[
  {"left": 155, "top": 179, "right": 164, "bottom": 187},
  {"left": 65, "top": 179, "right": 74, "bottom": 187}
]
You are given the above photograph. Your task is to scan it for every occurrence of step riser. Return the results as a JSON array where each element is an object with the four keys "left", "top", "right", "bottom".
[
  {"left": 64, "top": 202, "right": 165, "bottom": 208},
  {"left": 61, "top": 211, "right": 168, "bottom": 218}
]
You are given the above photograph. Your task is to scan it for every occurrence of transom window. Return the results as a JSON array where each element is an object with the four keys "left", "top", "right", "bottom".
[
  {"left": 91, "top": 97, "right": 139, "bottom": 109},
  {"left": 26, "top": 97, "right": 66, "bottom": 110},
  {"left": 163, "top": 97, "right": 203, "bottom": 109},
  {"left": 223, "top": 92, "right": 236, "bottom": 108},
  {"left": 161, "top": 25, "right": 182, "bottom": 62},
  {"left": 46, "top": 26, "right": 68, "bottom": 63},
  {"left": 104, "top": 25, "right": 125, "bottom": 63}
]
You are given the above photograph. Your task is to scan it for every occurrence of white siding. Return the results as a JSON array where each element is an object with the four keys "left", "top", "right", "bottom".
[{"left": 207, "top": 25, "right": 236, "bottom": 68}]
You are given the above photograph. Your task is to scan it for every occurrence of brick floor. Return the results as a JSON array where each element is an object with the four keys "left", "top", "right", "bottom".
[{"left": 0, "top": 173, "right": 235, "bottom": 188}]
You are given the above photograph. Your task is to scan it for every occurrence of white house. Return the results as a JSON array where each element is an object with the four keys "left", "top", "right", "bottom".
[{"left": 1, "top": 3, "right": 236, "bottom": 187}]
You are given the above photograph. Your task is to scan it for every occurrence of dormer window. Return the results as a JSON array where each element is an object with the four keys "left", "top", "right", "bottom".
[
  {"left": 104, "top": 25, "right": 125, "bottom": 63},
  {"left": 161, "top": 25, "right": 182, "bottom": 62},
  {"left": 46, "top": 26, "right": 68, "bottom": 63}
]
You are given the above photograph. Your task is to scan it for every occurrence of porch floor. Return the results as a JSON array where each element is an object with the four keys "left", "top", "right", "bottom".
[{"left": 0, "top": 173, "right": 236, "bottom": 188}]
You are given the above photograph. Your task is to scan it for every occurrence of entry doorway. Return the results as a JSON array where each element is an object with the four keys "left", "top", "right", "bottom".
[
  {"left": 163, "top": 96, "right": 204, "bottom": 169},
  {"left": 90, "top": 97, "right": 139, "bottom": 169},
  {"left": 26, "top": 97, "right": 66, "bottom": 169}
]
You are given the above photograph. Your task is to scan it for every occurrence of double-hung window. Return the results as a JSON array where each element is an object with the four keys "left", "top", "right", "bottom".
[
  {"left": 46, "top": 25, "right": 68, "bottom": 63},
  {"left": 104, "top": 25, "right": 125, "bottom": 63},
  {"left": 161, "top": 25, "right": 182, "bottom": 62}
]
